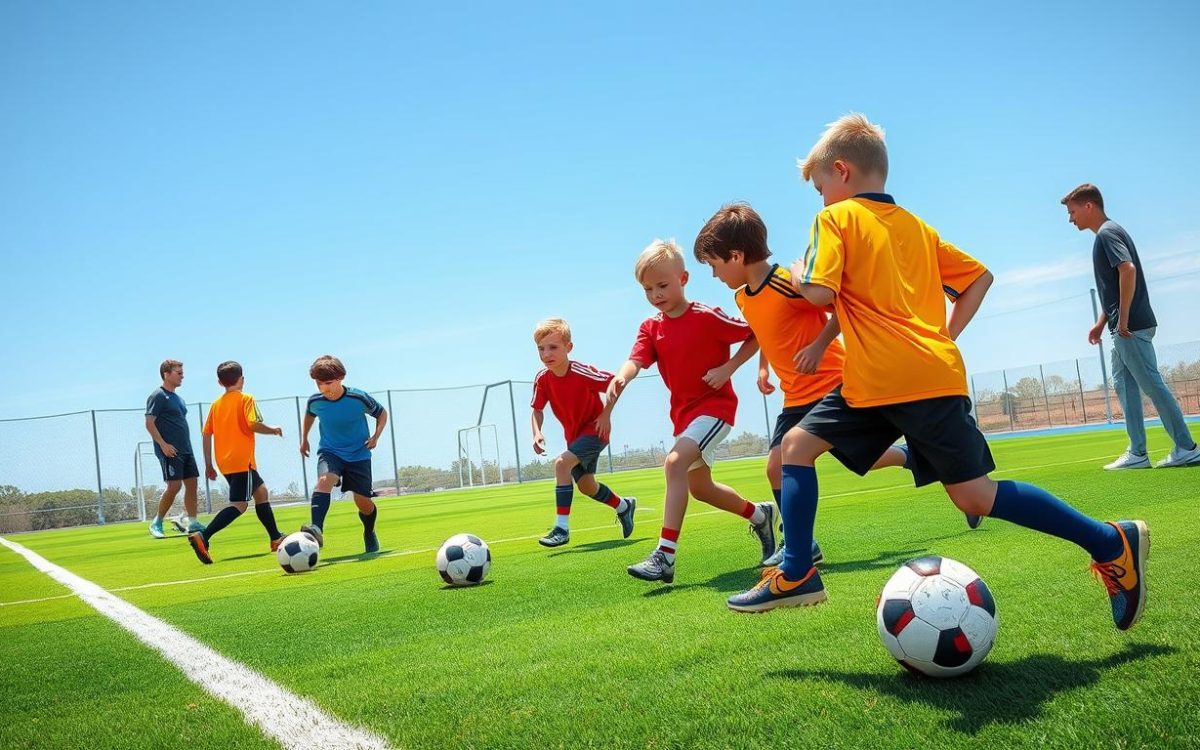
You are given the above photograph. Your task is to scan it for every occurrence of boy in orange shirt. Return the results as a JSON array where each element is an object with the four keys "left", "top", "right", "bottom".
[
  {"left": 187, "top": 361, "right": 286, "bottom": 564},
  {"left": 727, "top": 115, "right": 1147, "bottom": 631}
]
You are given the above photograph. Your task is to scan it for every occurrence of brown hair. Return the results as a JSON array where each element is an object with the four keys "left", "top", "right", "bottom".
[
  {"left": 1060, "top": 183, "right": 1104, "bottom": 211},
  {"left": 799, "top": 113, "right": 888, "bottom": 182},
  {"left": 533, "top": 318, "right": 571, "bottom": 344},
  {"left": 216, "top": 361, "right": 243, "bottom": 387},
  {"left": 159, "top": 359, "right": 183, "bottom": 378},
  {"left": 694, "top": 202, "right": 771, "bottom": 263},
  {"left": 309, "top": 355, "right": 346, "bottom": 381}
]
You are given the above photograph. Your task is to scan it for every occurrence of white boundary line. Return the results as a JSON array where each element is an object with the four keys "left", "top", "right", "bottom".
[
  {"left": 0, "top": 535, "right": 392, "bottom": 750},
  {"left": 0, "top": 453, "right": 1115, "bottom": 609}
]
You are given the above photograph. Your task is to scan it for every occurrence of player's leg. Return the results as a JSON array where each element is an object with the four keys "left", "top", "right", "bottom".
[
  {"left": 687, "top": 465, "right": 776, "bottom": 564},
  {"left": 626, "top": 436, "right": 702, "bottom": 583},
  {"left": 302, "top": 454, "right": 341, "bottom": 547},
  {"left": 539, "top": 451, "right": 579, "bottom": 548},
  {"left": 572, "top": 437, "right": 636, "bottom": 538},
  {"left": 1106, "top": 341, "right": 1150, "bottom": 469},
  {"left": 342, "top": 460, "right": 379, "bottom": 553},
  {"left": 150, "top": 477, "right": 181, "bottom": 538},
  {"left": 1115, "top": 329, "right": 1200, "bottom": 466},
  {"left": 180, "top": 475, "right": 204, "bottom": 533},
  {"left": 245, "top": 473, "right": 284, "bottom": 549}
]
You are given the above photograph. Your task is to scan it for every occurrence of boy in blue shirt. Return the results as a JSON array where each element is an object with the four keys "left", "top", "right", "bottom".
[{"left": 299, "top": 355, "right": 389, "bottom": 553}]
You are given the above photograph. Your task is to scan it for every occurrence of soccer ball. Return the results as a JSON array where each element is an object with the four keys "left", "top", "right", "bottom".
[
  {"left": 276, "top": 531, "right": 320, "bottom": 574},
  {"left": 436, "top": 533, "right": 491, "bottom": 586},
  {"left": 876, "top": 556, "right": 997, "bottom": 678}
]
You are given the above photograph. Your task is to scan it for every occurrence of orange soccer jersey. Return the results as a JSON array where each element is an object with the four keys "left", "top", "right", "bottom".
[
  {"left": 202, "top": 391, "right": 263, "bottom": 474},
  {"left": 735, "top": 264, "right": 844, "bottom": 407},
  {"left": 798, "top": 194, "right": 987, "bottom": 408}
]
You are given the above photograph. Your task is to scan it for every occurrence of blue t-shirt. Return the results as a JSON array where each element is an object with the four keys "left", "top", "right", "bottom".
[
  {"left": 306, "top": 386, "right": 384, "bottom": 462},
  {"left": 146, "top": 387, "right": 193, "bottom": 455},
  {"left": 1092, "top": 220, "right": 1156, "bottom": 332}
]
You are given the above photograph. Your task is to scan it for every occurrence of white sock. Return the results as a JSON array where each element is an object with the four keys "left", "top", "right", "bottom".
[
  {"left": 615, "top": 498, "right": 629, "bottom": 514},
  {"left": 749, "top": 505, "right": 766, "bottom": 525},
  {"left": 555, "top": 515, "right": 569, "bottom": 530}
]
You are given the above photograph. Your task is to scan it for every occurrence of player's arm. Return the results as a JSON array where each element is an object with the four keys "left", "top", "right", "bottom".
[
  {"left": 250, "top": 422, "right": 283, "bottom": 436},
  {"left": 299, "top": 412, "right": 316, "bottom": 457},
  {"left": 703, "top": 335, "right": 759, "bottom": 389},
  {"left": 598, "top": 360, "right": 640, "bottom": 441},
  {"left": 144, "top": 415, "right": 177, "bottom": 458},
  {"left": 795, "top": 280, "right": 837, "bottom": 307},
  {"left": 947, "top": 270, "right": 993, "bottom": 341},
  {"left": 756, "top": 351, "right": 775, "bottom": 395},
  {"left": 202, "top": 433, "right": 217, "bottom": 481},
  {"left": 365, "top": 408, "right": 387, "bottom": 449},
  {"left": 795, "top": 312, "right": 841, "bottom": 374},
  {"left": 531, "top": 409, "right": 547, "bottom": 455},
  {"left": 1114, "top": 262, "right": 1136, "bottom": 337}
]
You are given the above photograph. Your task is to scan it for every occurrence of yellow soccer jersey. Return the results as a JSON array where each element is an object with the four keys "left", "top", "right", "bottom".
[
  {"left": 798, "top": 193, "right": 987, "bottom": 408},
  {"left": 735, "top": 264, "right": 844, "bottom": 407}
]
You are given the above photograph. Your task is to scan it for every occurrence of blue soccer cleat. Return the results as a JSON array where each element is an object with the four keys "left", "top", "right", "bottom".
[
  {"left": 727, "top": 566, "right": 827, "bottom": 613},
  {"left": 1091, "top": 520, "right": 1149, "bottom": 631}
]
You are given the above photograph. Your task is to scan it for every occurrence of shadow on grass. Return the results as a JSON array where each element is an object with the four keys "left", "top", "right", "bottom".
[
  {"left": 440, "top": 579, "right": 496, "bottom": 591},
  {"left": 641, "top": 567, "right": 758, "bottom": 597},
  {"left": 767, "top": 643, "right": 1175, "bottom": 734},
  {"left": 321, "top": 550, "right": 391, "bottom": 565},
  {"left": 220, "top": 552, "right": 271, "bottom": 562},
  {"left": 548, "top": 538, "right": 644, "bottom": 557}
]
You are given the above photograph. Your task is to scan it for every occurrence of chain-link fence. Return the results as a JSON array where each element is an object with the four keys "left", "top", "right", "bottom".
[{"left": 2, "top": 339, "right": 1197, "bottom": 533}]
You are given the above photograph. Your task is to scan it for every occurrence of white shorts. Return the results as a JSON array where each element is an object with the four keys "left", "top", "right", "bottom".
[{"left": 674, "top": 416, "right": 732, "bottom": 471}]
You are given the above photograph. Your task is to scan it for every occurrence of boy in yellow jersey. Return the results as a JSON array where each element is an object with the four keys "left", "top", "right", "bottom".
[
  {"left": 693, "top": 202, "right": 914, "bottom": 570},
  {"left": 727, "top": 115, "right": 1148, "bottom": 631},
  {"left": 187, "top": 361, "right": 286, "bottom": 564}
]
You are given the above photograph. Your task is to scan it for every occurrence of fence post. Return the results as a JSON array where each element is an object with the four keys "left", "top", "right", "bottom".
[
  {"left": 295, "top": 397, "right": 309, "bottom": 500},
  {"left": 1038, "top": 364, "right": 1052, "bottom": 426},
  {"left": 507, "top": 381, "right": 523, "bottom": 484},
  {"left": 1001, "top": 369, "right": 1015, "bottom": 432},
  {"left": 196, "top": 402, "right": 212, "bottom": 513},
  {"left": 969, "top": 376, "right": 979, "bottom": 423},
  {"left": 91, "top": 410, "right": 105, "bottom": 524},
  {"left": 761, "top": 393, "right": 771, "bottom": 439},
  {"left": 606, "top": 443, "right": 614, "bottom": 474},
  {"left": 1076, "top": 359, "right": 1088, "bottom": 423},
  {"left": 386, "top": 390, "right": 399, "bottom": 491},
  {"left": 1089, "top": 289, "right": 1114, "bottom": 423}
]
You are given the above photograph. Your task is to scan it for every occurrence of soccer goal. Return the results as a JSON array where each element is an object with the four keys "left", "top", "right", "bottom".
[{"left": 456, "top": 424, "right": 504, "bottom": 488}]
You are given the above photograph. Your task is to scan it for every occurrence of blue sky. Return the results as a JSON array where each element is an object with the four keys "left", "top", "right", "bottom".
[{"left": 2, "top": 2, "right": 1199, "bottom": 482}]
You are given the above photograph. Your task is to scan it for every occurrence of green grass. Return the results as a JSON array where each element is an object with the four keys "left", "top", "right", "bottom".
[{"left": 2, "top": 426, "right": 1198, "bottom": 749}]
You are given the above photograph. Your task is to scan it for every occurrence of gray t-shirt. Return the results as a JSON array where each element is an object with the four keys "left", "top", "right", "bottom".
[
  {"left": 1092, "top": 220, "right": 1156, "bottom": 332},
  {"left": 146, "top": 387, "right": 193, "bottom": 455}
]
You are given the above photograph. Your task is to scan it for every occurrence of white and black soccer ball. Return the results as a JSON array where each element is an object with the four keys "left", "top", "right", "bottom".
[
  {"left": 436, "top": 533, "right": 491, "bottom": 586},
  {"left": 276, "top": 531, "right": 320, "bottom": 574},
  {"left": 876, "top": 556, "right": 997, "bottom": 678}
]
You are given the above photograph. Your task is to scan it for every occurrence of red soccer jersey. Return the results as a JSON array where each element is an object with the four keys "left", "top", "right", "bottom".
[
  {"left": 629, "top": 302, "right": 753, "bottom": 434},
  {"left": 531, "top": 361, "right": 614, "bottom": 444}
]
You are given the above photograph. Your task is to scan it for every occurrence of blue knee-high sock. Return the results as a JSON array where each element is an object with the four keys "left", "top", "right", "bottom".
[
  {"left": 202, "top": 505, "right": 243, "bottom": 542},
  {"left": 780, "top": 465, "right": 818, "bottom": 580},
  {"left": 989, "top": 480, "right": 1122, "bottom": 561},
  {"left": 310, "top": 491, "right": 331, "bottom": 529}
]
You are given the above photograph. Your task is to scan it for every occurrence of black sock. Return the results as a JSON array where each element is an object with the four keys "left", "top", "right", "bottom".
[
  {"left": 203, "top": 506, "right": 243, "bottom": 542},
  {"left": 311, "top": 492, "right": 331, "bottom": 528},
  {"left": 254, "top": 502, "right": 282, "bottom": 540},
  {"left": 359, "top": 506, "right": 378, "bottom": 536}
]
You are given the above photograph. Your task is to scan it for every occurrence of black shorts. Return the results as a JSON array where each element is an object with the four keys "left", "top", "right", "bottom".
[
  {"left": 799, "top": 387, "right": 995, "bottom": 488},
  {"left": 224, "top": 470, "right": 265, "bottom": 504},
  {"left": 155, "top": 450, "right": 199, "bottom": 482},
  {"left": 316, "top": 452, "right": 373, "bottom": 497},
  {"left": 567, "top": 435, "right": 607, "bottom": 481},
  {"left": 771, "top": 402, "right": 820, "bottom": 448}
]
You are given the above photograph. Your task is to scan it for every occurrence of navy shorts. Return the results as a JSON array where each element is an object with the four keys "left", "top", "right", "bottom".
[
  {"left": 224, "top": 470, "right": 265, "bottom": 504},
  {"left": 156, "top": 450, "right": 199, "bottom": 482},
  {"left": 567, "top": 435, "right": 607, "bottom": 481},
  {"left": 799, "top": 387, "right": 995, "bottom": 488},
  {"left": 317, "top": 452, "right": 374, "bottom": 497}
]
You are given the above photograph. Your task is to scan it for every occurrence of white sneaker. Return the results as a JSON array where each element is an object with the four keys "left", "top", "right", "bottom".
[
  {"left": 1155, "top": 444, "right": 1200, "bottom": 468},
  {"left": 170, "top": 515, "right": 189, "bottom": 533},
  {"left": 1104, "top": 451, "right": 1151, "bottom": 470}
]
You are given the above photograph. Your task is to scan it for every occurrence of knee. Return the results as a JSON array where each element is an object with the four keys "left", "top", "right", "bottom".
[
  {"left": 781, "top": 431, "right": 822, "bottom": 465},
  {"left": 944, "top": 485, "right": 992, "bottom": 515},
  {"left": 766, "top": 451, "right": 782, "bottom": 486},
  {"left": 230, "top": 502, "right": 249, "bottom": 514},
  {"left": 315, "top": 475, "right": 337, "bottom": 492},
  {"left": 664, "top": 452, "right": 689, "bottom": 477}
]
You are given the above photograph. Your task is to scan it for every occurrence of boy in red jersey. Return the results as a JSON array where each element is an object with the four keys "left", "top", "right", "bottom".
[
  {"left": 602, "top": 239, "right": 775, "bottom": 584},
  {"left": 530, "top": 318, "right": 637, "bottom": 547}
]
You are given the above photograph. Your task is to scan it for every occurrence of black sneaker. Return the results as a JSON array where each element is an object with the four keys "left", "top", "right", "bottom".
[
  {"left": 364, "top": 530, "right": 380, "bottom": 554},
  {"left": 627, "top": 549, "right": 675, "bottom": 583},
  {"left": 539, "top": 526, "right": 570, "bottom": 548},
  {"left": 749, "top": 502, "right": 777, "bottom": 565},
  {"left": 300, "top": 524, "right": 324, "bottom": 548},
  {"left": 965, "top": 513, "right": 983, "bottom": 530},
  {"left": 616, "top": 497, "right": 637, "bottom": 539}
]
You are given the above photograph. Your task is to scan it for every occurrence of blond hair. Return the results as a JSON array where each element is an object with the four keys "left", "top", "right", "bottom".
[
  {"left": 533, "top": 318, "right": 571, "bottom": 344},
  {"left": 634, "top": 238, "right": 685, "bottom": 282},
  {"left": 799, "top": 113, "right": 888, "bottom": 182}
]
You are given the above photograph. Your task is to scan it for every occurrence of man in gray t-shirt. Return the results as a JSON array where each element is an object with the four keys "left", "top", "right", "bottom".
[
  {"left": 144, "top": 359, "right": 204, "bottom": 537},
  {"left": 1063, "top": 184, "right": 1199, "bottom": 469}
]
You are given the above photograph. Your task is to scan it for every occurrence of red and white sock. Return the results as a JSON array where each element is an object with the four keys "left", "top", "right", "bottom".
[{"left": 658, "top": 527, "right": 679, "bottom": 564}]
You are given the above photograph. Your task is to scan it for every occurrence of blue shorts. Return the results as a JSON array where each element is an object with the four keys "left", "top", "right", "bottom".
[
  {"left": 317, "top": 452, "right": 374, "bottom": 497},
  {"left": 567, "top": 435, "right": 607, "bottom": 481}
]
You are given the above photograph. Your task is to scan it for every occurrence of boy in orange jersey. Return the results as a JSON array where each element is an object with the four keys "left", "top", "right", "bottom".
[
  {"left": 187, "top": 361, "right": 286, "bottom": 564},
  {"left": 530, "top": 318, "right": 637, "bottom": 548},
  {"left": 693, "top": 202, "right": 914, "bottom": 570},
  {"left": 727, "top": 114, "right": 1147, "bottom": 630},
  {"left": 601, "top": 239, "right": 775, "bottom": 584}
]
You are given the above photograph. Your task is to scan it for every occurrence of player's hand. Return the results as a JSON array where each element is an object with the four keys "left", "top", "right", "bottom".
[
  {"left": 533, "top": 436, "right": 546, "bottom": 455},
  {"left": 794, "top": 342, "right": 823, "bottom": 374},
  {"left": 1117, "top": 319, "right": 1132, "bottom": 338},
  {"left": 702, "top": 365, "right": 731, "bottom": 389},
  {"left": 1087, "top": 321, "right": 1105, "bottom": 345},
  {"left": 299, "top": 440, "right": 310, "bottom": 458},
  {"left": 160, "top": 442, "right": 178, "bottom": 458},
  {"left": 365, "top": 436, "right": 379, "bottom": 450},
  {"left": 205, "top": 465, "right": 218, "bottom": 481},
  {"left": 271, "top": 425, "right": 284, "bottom": 438},
  {"left": 595, "top": 413, "right": 612, "bottom": 441},
  {"left": 756, "top": 369, "right": 776, "bottom": 395},
  {"left": 608, "top": 375, "right": 627, "bottom": 399}
]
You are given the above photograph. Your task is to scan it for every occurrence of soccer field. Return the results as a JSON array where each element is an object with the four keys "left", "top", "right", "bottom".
[{"left": 2, "top": 426, "right": 1197, "bottom": 750}]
